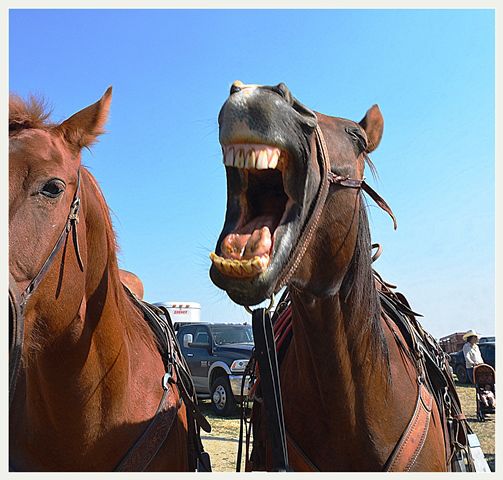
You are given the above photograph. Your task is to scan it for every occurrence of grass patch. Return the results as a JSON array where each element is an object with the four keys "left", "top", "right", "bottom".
[{"left": 456, "top": 383, "right": 495, "bottom": 471}]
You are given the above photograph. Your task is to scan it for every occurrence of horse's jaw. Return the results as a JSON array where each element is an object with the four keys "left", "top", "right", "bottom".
[{"left": 209, "top": 83, "right": 320, "bottom": 307}]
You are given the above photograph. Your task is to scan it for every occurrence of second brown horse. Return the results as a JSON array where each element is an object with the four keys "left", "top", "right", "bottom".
[{"left": 210, "top": 81, "right": 454, "bottom": 471}]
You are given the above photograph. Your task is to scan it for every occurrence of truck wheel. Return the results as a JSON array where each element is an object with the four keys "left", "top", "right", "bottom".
[
  {"left": 211, "top": 376, "right": 237, "bottom": 417},
  {"left": 455, "top": 364, "right": 467, "bottom": 384}
]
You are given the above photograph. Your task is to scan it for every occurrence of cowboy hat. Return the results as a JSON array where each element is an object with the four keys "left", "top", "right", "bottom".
[{"left": 463, "top": 329, "right": 481, "bottom": 341}]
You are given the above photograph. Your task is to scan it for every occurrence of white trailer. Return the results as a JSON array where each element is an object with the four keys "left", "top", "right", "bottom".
[{"left": 153, "top": 301, "right": 201, "bottom": 327}]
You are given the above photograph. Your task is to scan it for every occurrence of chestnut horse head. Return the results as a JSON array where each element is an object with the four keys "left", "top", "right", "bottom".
[
  {"left": 210, "top": 80, "right": 383, "bottom": 306},
  {"left": 9, "top": 90, "right": 112, "bottom": 343},
  {"left": 9, "top": 90, "right": 192, "bottom": 471},
  {"left": 209, "top": 81, "right": 455, "bottom": 471}
]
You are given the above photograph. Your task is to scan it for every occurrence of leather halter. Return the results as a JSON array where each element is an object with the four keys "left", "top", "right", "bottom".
[
  {"left": 8, "top": 173, "right": 212, "bottom": 471},
  {"left": 9, "top": 170, "right": 83, "bottom": 404},
  {"left": 275, "top": 125, "right": 397, "bottom": 291},
  {"left": 18, "top": 170, "right": 84, "bottom": 313}
]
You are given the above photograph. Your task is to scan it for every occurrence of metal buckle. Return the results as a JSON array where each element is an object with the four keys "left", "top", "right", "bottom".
[
  {"left": 244, "top": 294, "right": 275, "bottom": 315},
  {"left": 162, "top": 372, "right": 172, "bottom": 390}
]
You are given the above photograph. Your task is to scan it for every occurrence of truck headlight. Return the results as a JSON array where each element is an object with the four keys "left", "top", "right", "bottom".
[{"left": 230, "top": 359, "right": 249, "bottom": 373}]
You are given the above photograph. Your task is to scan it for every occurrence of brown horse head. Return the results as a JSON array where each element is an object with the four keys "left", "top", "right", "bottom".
[
  {"left": 210, "top": 80, "right": 383, "bottom": 306},
  {"left": 9, "top": 90, "right": 192, "bottom": 471},
  {"left": 9, "top": 88, "right": 112, "bottom": 356},
  {"left": 119, "top": 269, "right": 145, "bottom": 299},
  {"left": 209, "top": 83, "right": 455, "bottom": 472}
]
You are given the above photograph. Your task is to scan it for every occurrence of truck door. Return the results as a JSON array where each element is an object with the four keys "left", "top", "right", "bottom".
[{"left": 179, "top": 325, "right": 213, "bottom": 393}]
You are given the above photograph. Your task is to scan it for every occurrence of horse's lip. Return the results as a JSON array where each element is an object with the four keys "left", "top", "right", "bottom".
[
  {"left": 210, "top": 173, "right": 306, "bottom": 306},
  {"left": 210, "top": 197, "right": 297, "bottom": 281},
  {"left": 212, "top": 138, "right": 302, "bottom": 278}
]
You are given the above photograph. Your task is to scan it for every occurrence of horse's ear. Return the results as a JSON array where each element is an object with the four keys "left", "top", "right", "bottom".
[
  {"left": 56, "top": 86, "right": 112, "bottom": 149},
  {"left": 359, "top": 104, "right": 383, "bottom": 153}
]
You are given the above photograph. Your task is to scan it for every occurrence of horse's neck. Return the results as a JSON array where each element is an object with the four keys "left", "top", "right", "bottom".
[
  {"left": 45, "top": 173, "right": 163, "bottom": 424},
  {"left": 280, "top": 287, "right": 415, "bottom": 469},
  {"left": 15, "top": 176, "right": 164, "bottom": 469},
  {"left": 287, "top": 288, "right": 387, "bottom": 399}
]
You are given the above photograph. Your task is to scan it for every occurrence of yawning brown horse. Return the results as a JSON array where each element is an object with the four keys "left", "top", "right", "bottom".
[
  {"left": 9, "top": 89, "right": 196, "bottom": 471},
  {"left": 210, "top": 81, "right": 470, "bottom": 471}
]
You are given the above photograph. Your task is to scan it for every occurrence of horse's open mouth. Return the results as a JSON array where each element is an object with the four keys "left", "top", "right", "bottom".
[{"left": 210, "top": 143, "right": 295, "bottom": 279}]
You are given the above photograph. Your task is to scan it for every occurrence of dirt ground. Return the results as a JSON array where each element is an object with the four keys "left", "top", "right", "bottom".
[
  {"left": 457, "top": 384, "right": 495, "bottom": 471},
  {"left": 198, "top": 384, "right": 495, "bottom": 472},
  {"left": 198, "top": 400, "right": 243, "bottom": 472}
]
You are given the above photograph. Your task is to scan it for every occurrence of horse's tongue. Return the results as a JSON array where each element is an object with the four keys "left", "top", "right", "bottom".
[{"left": 221, "top": 216, "right": 273, "bottom": 260}]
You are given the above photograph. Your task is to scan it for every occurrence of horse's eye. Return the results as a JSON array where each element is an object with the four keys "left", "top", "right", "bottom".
[
  {"left": 345, "top": 127, "right": 368, "bottom": 151},
  {"left": 40, "top": 179, "right": 66, "bottom": 198}
]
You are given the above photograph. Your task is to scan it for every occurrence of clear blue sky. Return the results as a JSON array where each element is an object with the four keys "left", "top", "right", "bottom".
[{"left": 9, "top": 9, "right": 494, "bottom": 338}]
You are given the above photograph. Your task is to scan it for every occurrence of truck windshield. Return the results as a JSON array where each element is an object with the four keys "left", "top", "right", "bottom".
[{"left": 209, "top": 325, "right": 253, "bottom": 345}]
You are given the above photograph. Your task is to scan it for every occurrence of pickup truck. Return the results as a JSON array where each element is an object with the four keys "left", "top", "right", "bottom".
[{"left": 175, "top": 322, "right": 253, "bottom": 416}]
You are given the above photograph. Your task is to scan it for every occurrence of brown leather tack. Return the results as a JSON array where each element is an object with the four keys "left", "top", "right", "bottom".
[{"left": 385, "top": 383, "right": 433, "bottom": 471}]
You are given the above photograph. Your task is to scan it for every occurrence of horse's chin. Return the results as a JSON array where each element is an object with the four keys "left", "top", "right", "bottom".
[
  {"left": 210, "top": 143, "right": 312, "bottom": 307},
  {"left": 209, "top": 221, "right": 299, "bottom": 306}
]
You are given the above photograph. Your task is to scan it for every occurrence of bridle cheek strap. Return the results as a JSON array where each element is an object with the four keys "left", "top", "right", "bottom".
[
  {"left": 275, "top": 125, "right": 397, "bottom": 291},
  {"left": 19, "top": 170, "right": 84, "bottom": 313},
  {"left": 328, "top": 172, "right": 398, "bottom": 230},
  {"left": 315, "top": 120, "right": 397, "bottom": 230}
]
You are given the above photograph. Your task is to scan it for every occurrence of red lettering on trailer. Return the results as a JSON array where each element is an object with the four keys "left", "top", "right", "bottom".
[{"left": 173, "top": 310, "right": 188, "bottom": 314}]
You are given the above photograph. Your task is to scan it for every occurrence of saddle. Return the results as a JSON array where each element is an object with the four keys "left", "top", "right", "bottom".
[
  {"left": 122, "top": 285, "right": 212, "bottom": 472},
  {"left": 374, "top": 270, "right": 475, "bottom": 472}
]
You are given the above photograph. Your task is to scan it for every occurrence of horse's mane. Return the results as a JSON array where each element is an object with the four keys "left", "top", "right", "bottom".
[
  {"left": 82, "top": 172, "right": 159, "bottom": 352},
  {"left": 9, "top": 94, "right": 54, "bottom": 134},
  {"left": 341, "top": 199, "right": 391, "bottom": 380}
]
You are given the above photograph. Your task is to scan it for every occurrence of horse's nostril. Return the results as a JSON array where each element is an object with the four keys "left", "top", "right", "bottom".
[
  {"left": 276, "top": 83, "right": 289, "bottom": 93},
  {"left": 273, "top": 83, "right": 293, "bottom": 104},
  {"left": 230, "top": 80, "right": 244, "bottom": 95}
]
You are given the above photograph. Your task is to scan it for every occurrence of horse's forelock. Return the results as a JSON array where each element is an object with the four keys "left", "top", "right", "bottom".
[{"left": 9, "top": 94, "right": 53, "bottom": 134}]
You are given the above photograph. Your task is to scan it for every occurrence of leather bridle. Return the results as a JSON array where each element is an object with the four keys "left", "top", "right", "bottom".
[
  {"left": 9, "top": 170, "right": 83, "bottom": 405},
  {"left": 274, "top": 124, "right": 397, "bottom": 292},
  {"left": 8, "top": 171, "right": 212, "bottom": 471},
  {"left": 243, "top": 124, "right": 399, "bottom": 471}
]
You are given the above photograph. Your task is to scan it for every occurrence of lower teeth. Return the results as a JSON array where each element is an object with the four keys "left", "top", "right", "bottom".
[{"left": 210, "top": 252, "right": 270, "bottom": 276}]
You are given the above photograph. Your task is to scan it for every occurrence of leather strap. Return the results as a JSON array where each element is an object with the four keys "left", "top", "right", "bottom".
[
  {"left": 275, "top": 126, "right": 332, "bottom": 290},
  {"left": 275, "top": 125, "right": 397, "bottom": 292},
  {"left": 10, "top": 171, "right": 83, "bottom": 408},
  {"left": 251, "top": 308, "right": 290, "bottom": 471},
  {"left": 286, "top": 433, "right": 319, "bottom": 472},
  {"left": 114, "top": 378, "right": 181, "bottom": 471},
  {"left": 9, "top": 274, "right": 24, "bottom": 407},
  {"left": 327, "top": 172, "right": 397, "bottom": 230},
  {"left": 384, "top": 382, "right": 433, "bottom": 471},
  {"left": 19, "top": 170, "right": 84, "bottom": 313}
]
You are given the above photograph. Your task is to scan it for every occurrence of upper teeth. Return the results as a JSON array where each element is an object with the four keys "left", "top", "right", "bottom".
[{"left": 222, "top": 145, "right": 283, "bottom": 170}]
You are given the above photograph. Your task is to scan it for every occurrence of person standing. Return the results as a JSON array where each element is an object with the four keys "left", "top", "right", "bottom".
[{"left": 462, "top": 330, "right": 484, "bottom": 384}]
